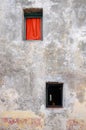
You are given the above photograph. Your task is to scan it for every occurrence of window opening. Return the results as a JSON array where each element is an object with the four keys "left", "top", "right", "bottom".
[
  {"left": 46, "top": 82, "right": 63, "bottom": 108},
  {"left": 24, "top": 8, "right": 43, "bottom": 40}
]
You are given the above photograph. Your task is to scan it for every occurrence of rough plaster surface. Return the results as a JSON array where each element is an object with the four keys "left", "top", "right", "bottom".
[
  {"left": 0, "top": 0, "right": 86, "bottom": 130},
  {"left": 0, "top": 111, "right": 44, "bottom": 130}
]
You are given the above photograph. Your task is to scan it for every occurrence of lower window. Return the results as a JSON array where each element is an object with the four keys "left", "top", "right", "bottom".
[{"left": 46, "top": 82, "right": 63, "bottom": 108}]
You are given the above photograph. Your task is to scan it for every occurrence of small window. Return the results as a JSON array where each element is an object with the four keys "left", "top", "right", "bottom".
[
  {"left": 24, "top": 8, "right": 43, "bottom": 40},
  {"left": 46, "top": 82, "right": 63, "bottom": 108}
]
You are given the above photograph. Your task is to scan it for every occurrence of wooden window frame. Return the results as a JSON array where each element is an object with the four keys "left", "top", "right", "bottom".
[{"left": 24, "top": 8, "right": 43, "bottom": 40}]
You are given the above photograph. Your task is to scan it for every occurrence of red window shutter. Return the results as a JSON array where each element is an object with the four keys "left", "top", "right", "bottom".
[{"left": 26, "top": 18, "right": 41, "bottom": 40}]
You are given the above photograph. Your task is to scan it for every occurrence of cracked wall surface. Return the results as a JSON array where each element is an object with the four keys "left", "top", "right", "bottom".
[{"left": 0, "top": 0, "right": 86, "bottom": 130}]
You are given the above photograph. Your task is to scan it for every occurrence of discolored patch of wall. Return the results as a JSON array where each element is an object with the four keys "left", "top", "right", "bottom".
[
  {"left": 0, "top": 111, "right": 44, "bottom": 130},
  {"left": 67, "top": 119, "right": 86, "bottom": 130}
]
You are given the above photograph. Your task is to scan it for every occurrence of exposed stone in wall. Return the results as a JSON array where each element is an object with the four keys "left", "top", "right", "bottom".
[
  {"left": 0, "top": 111, "right": 44, "bottom": 130},
  {"left": 67, "top": 119, "right": 86, "bottom": 130}
]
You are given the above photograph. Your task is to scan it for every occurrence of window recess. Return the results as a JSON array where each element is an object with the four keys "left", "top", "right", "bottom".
[
  {"left": 24, "top": 8, "right": 43, "bottom": 40},
  {"left": 46, "top": 82, "right": 63, "bottom": 108}
]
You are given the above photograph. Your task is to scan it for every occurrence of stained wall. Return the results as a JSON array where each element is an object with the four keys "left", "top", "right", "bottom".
[{"left": 0, "top": 0, "right": 86, "bottom": 130}]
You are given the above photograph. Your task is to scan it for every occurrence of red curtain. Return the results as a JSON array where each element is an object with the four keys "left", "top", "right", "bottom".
[{"left": 26, "top": 18, "right": 41, "bottom": 40}]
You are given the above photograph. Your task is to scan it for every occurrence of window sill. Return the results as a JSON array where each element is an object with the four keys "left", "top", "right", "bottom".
[{"left": 22, "top": 40, "right": 43, "bottom": 44}]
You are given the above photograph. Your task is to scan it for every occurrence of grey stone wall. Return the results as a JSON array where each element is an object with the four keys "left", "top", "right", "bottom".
[{"left": 0, "top": 0, "right": 86, "bottom": 130}]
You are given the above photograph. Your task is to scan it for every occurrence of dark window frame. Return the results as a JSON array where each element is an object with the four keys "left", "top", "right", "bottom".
[
  {"left": 23, "top": 8, "right": 43, "bottom": 40},
  {"left": 46, "top": 82, "right": 63, "bottom": 108}
]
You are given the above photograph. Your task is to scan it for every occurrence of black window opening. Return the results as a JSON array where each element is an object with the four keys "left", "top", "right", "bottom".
[{"left": 46, "top": 82, "right": 63, "bottom": 108}]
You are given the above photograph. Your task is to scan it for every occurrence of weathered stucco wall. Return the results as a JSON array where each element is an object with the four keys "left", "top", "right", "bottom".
[{"left": 0, "top": 0, "right": 86, "bottom": 130}]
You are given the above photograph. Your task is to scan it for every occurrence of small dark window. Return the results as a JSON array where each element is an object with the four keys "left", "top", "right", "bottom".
[
  {"left": 46, "top": 82, "right": 63, "bottom": 108},
  {"left": 24, "top": 8, "right": 43, "bottom": 40}
]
